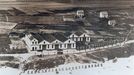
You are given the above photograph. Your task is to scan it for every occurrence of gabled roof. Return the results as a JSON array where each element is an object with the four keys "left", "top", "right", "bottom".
[
  {"left": 28, "top": 34, "right": 34, "bottom": 41},
  {"left": 9, "top": 32, "right": 19, "bottom": 36},
  {"left": 52, "top": 32, "right": 68, "bottom": 42},
  {"left": 63, "top": 32, "right": 72, "bottom": 37},
  {"left": 74, "top": 31, "right": 84, "bottom": 36},
  {"left": 39, "top": 33, "right": 56, "bottom": 43},
  {"left": 30, "top": 33, "right": 44, "bottom": 43},
  {"left": 27, "top": 31, "right": 88, "bottom": 43},
  {"left": 64, "top": 31, "right": 86, "bottom": 37}
]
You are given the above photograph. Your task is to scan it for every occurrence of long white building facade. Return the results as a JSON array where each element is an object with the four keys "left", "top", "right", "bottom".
[{"left": 23, "top": 31, "right": 90, "bottom": 52}]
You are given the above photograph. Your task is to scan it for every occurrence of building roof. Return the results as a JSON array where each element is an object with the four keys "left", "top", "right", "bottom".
[
  {"left": 30, "top": 33, "right": 44, "bottom": 43},
  {"left": 52, "top": 32, "right": 68, "bottom": 42},
  {"left": 39, "top": 33, "right": 56, "bottom": 43},
  {"left": 27, "top": 31, "right": 87, "bottom": 43},
  {"left": 63, "top": 32, "right": 72, "bottom": 37},
  {"left": 64, "top": 31, "right": 85, "bottom": 37},
  {"left": 74, "top": 31, "right": 84, "bottom": 36},
  {"left": 9, "top": 32, "right": 19, "bottom": 36}
]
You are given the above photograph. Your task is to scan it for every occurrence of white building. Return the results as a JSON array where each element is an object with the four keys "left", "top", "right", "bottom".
[
  {"left": 108, "top": 20, "right": 116, "bottom": 27},
  {"left": 76, "top": 10, "right": 84, "bottom": 18},
  {"left": 64, "top": 31, "right": 90, "bottom": 42},
  {"left": 52, "top": 33, "right": 76, "bottom": 50},
  {"left": 23, "top": 31, "right": 90, "bottom": 52},
  {"left": 23, "top": 32, "right": 76, "bottom": 51},
  {"left": 100, "top": 11, "right": 109, "bottom": 18}
]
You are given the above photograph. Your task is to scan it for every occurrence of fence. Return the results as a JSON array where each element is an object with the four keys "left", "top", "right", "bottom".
[
  {"left": 22, "top": 63, "right": 103, "bottom": 74},
  {"left": 30, "top": 42, "right": 123, "bottom": 56}
]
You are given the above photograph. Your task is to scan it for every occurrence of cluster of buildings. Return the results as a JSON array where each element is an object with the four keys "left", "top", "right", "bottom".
[
  {"left": 99, "top": 11, "right": 116, "bottom": 27},
  {"left": 23, "top": 31, "right": 90, "bottom": 52},
  {"left": 7, "top": 10, "right": 117, "bottom": 53}
]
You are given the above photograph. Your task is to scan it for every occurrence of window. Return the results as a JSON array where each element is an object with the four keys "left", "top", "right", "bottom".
[
  {"left": 48, "top": 45, "right": 49, "bottom": 48},
  {"left": 39, "top": 45, "right": 42, "bottom": 49},
  {"left": 35, "top": 42, "right": 37, "bottom": 44},
  {"left": 84, "top": 34, "right": 86, "bottom": 37},
  {"left": 44, "top": 42, "right": 45, "bottom": 44},
  {"left": 72, "top": 35, "right": 74, "bottom": 37},
  {"left": 76, "top": 38, "right": 78, "bottom": 41},
  {"left": 56, "top": 41, "right": 58, "bottom": 43},
  {"left": 73, "top": 44, "right": 75, "bottom": 47},
  {"left": 69, "top": 40, "right": 70, "bottom": 43},
  {"left": 72, "top": 35, "right": 74, "bottom": 41},
  {"left": 52, "top": 45, "right": 53, "bottom": 48},
  {"left": 32, "top": 47, "right": 34, "bottom": 50},
  {"left": 87, "top": 37, "right": 89, "bottom": 41},
  {"left": 80, "top": 37, "right": 82, "bottom": 41},
  {"left": 32, "top": 42, "right": 34, "bottom": 44}
]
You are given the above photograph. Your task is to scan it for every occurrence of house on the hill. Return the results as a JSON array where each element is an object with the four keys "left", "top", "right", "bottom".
[
  {"left": 108, "top": 19, "right": 116, "bottom": 27},
  {"left": 99, "top": 11, "right": 109, "bottom": 18},
  {"left": 76, "top": 10, "right": 85, "bottom": 18}
]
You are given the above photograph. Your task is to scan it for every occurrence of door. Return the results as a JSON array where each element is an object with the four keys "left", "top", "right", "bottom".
[
  {"left": 42, "top": 45, "right": 46, "bottom": 50},
  {"left": 67, "top": 44, "right": 71, "bottom": 49},
  {"left": 55, "top": 44, "right": 59, "bottom": 50},
  {"left": 83, "top": 37, "right": 86, "bottom": 42}
]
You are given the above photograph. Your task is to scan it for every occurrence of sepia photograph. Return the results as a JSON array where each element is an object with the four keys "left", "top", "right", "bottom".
[{"left": 0, "top": 0, "right": 133, "bottom": 75}]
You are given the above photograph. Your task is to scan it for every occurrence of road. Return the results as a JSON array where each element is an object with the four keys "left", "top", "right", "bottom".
[{"left": 0, "top": 39, "right": 133, "bottom": 62}]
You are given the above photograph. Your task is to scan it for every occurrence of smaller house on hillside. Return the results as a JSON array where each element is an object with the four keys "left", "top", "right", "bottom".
[
  {"left": 99, "top": 11, "right": 109, "bottom": 18},
  {"left": 108, "top": 19, "right": 116, "bottom": 27},
  {"left": 76, "top": 10, "right": 85, "bottom": 18}
]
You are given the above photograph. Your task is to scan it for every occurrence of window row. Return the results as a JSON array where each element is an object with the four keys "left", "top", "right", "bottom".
[
  {"left": 38, "top": 44, "right": 76, "bottom": 50},
  {"left": 71, "top": 37, "right": 90, "bottom": 41}
]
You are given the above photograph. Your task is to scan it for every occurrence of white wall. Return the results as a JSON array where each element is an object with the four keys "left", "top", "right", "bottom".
[{"left": 100, "top": 11, "right": 108, "bottom": 18}]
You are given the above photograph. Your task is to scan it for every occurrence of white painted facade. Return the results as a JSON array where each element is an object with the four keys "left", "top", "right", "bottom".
[
  {"left": 108, "top": 20, "right": 116, "bottom": 26},
  {"left": 23, "top": 34, "right": 76, "bottom": 51},
  {"left": 68, "top": 32, "right": 90, "bottom": 42},
  {"left": 62, "top": 39, "right": 76, "bottom": 49},
  {"left": 100, "top": 11, "right": 109, "bottom": 18},
  {"left": 76, "top": 10, "right": 84, "bottom": 18},
  {"left": 23, "top": 34, "right": 40, "bottom": 51}
]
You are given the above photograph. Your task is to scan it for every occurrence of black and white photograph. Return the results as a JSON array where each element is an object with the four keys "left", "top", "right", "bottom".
[{"left": 0, "top": 0, "right": 133, "bottom": 75}]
